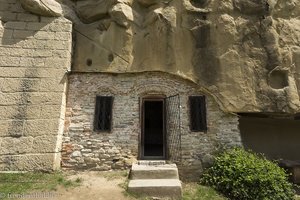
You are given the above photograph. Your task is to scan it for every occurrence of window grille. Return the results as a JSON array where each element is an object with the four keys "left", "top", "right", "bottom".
[
  {"left": 189, "top": 96, "right": 207, "bottom": 132},
  {"left": 94, "top": 96, "right": 113, "bottom": 132}
]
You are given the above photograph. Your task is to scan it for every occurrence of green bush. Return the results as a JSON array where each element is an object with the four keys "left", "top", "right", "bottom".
[{"left": 201, "top": 148, "right": 295, "bottom": 200}]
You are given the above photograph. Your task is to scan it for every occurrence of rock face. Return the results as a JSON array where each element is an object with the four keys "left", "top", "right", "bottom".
[
  {"left": 10, "top": 0, "right": 298, "bottom": 178},
  {"left": 20, "top": 0, "right": 300, "bottom": 114},
  {"left": 20, "top": 0, "right": 63, "bottom": 16}
]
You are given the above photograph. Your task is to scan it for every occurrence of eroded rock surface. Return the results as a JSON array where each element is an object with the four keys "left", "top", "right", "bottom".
[
  {"left": 20, "top": 0, "right": 300, "bottom": 113},
  {"left": 20, "top": 0, "right": 63, "bottom": 16}
]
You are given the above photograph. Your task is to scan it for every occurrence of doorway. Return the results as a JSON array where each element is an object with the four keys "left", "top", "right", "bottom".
[{"left": 141, "top": 98, "right": 166, "bottom": 159}]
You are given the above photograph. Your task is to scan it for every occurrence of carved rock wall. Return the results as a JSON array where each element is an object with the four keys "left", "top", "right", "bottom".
[
  {"left": 66, "top": 0, "right": 300, "bottom": 114},
  {"left": 17, "top": 0, "right": 300, "bottom": 114},
  {"left": 1, "top": 0, "right": 298, "bottom": 174}
]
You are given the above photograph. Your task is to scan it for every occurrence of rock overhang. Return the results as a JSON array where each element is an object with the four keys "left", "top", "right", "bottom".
[{"left": 19, "top": 0, "right": 300, "bottom": 114}]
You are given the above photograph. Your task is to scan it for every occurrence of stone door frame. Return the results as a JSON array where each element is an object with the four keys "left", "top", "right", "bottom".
[{"left": 139, "top": 95, "right": 167, "bottom": 160}]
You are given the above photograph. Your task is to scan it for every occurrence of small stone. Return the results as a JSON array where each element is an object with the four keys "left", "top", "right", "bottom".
[
  {"left": 71, "top": 151, "right": 82, "bottom": 157},
  {"left": 81, "top": 149, "right": 92, "bottom": 153},
  {"left": 99, "top": 154, "right": 111, "bottom": 159},
  {"left": 98, "top": 148, "right": 106, "bottom": 154},
  {"left": 82, "top": 153, "right": 94, "bottom": 157}
]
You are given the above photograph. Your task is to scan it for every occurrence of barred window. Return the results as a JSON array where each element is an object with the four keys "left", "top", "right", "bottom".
[
  {"left": 189, "top": 96, "right": 207, "bottom": 132},
  {"left": 94, "top": 96, "right": 113, "bottom": 132}
]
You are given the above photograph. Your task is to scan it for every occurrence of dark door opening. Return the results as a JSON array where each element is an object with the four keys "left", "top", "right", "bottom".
[{"left": 141, "top": 99, "right": 165, "bottom": 159}]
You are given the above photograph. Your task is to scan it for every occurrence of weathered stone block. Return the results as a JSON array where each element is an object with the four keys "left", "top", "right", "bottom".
[
  {"left": 0, "top": 93, "right": 22, "bottom": 105},
  {"left": 0, "top": 154, "right": 54, "bottom": 171},
  {"left": 4, "top": 22, "right": 27, "bottom": 30},
  {"left": 23, "top": 119, "right": 59, "bottom": 137},
  {"left": 45, "top": 58, "right": 71, "bottom": 68},
  {"left": 32, "top": 135, "right": 58, "bottom": 153},
  {"left": 1, "top": 29, "right": 13, "bottom": 39},
  {"left": 54, "top": 32, "right": 72, "bottom": 41},
  {"left": 40, "top": 105, "right": 62, "bottom": 119},
  {"left": 0, "top": 56, "right": 20, "bottom": 66},
  {"left": 17, "top": 13, "right": 39, "bottom": 22},
  {"left": 0, "top": 3, "right": 12, "bottom": 12},
  {"left": 0, "top": 78, "right": 40, "bottom": 93},
  {"left": 0, "top": 105, "right": 41, "bottom": 120},
  {"left": 0, "top": 137, "right": 33, "bottom": 155},
  {"left": 19, "top": 57, "right": 36, "bottom": 67},
  {"left": 0, "top": 120, "right": 23, "bottom": 137},
  {"left": 25, "top": 92, "right": 63, "bottom": 105},
  {"left": 34, "top": 31, "right": 55, "bottom": 40},
  {"left": 26, "top": 22, "right": 50, "bottom": 31},
  {"left": 0, "top": 11, "right": 18, "bottom": 21},
  {"left": 39, "top": 79, "right": 65, "bottom": 92},
  {"left": 49, "top": 23, "right": 72, "bottom": 32}
]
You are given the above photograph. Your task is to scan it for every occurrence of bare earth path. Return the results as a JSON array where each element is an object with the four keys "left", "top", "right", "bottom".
[{"left": 54, "top": 171, "right": 132, "bottom": 200}]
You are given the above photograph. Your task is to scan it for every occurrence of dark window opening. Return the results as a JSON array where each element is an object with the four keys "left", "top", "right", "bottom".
[
  {"left": 189, "top": 96, "right": 207, "bottom": 132},
  {"left": 94, "top": 96, "right": 113, "bottom": 132}
]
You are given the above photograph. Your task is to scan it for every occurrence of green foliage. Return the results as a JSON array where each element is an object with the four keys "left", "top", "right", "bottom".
[{"left": 201, "top": 148, "right": 295, "bottom": 200}]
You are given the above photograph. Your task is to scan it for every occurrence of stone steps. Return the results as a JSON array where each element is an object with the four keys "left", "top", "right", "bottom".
[
  {"left": 130, "top": 163, "right": 179, "bottom": 180},
  {"left": 137, "top": 160, "right": 166, "bottom": 165},
  {"left": 127, "top": 161, "right": 182, "bottom": 199},
  {"left": 128, "top": 179, "right": 182, "bottom": 199}
]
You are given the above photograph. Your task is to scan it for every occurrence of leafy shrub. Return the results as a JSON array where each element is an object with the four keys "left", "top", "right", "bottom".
[{"left": 201, "top": 148, "right": 295, "bottom": 200}]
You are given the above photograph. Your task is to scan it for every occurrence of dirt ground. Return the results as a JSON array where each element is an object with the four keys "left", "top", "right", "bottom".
[{"left": 54, "top": 171, "right": 133, "bottom": 200}]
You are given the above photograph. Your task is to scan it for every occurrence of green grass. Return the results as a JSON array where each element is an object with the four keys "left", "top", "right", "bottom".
[
  {"left": 182, "top": 183, "right": 227, "bottom": 200},
  {"left": 182, "top": 183, "right": 300, "bottom": 200},
  {"left": 0, "top": 171, "right": 81, "bottom": 199},
  {"left": 1, "top": 171, "right": 298, "bottom": 200}
]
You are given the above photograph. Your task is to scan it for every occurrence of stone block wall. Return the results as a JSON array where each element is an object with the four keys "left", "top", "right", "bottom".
[
  {"left": 62, "top": 72, "right": 241, "bottom": 180},
  {"left": 0, "top": 0, "right": 72, "bottom": 171}
]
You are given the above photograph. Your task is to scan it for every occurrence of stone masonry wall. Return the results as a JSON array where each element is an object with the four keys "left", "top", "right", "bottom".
[
  {"left": 62, "top": 72, "right": 241, "bottom": 180},
  {"left": 0, "top": 0, "right": 72, "bottom": 171}
]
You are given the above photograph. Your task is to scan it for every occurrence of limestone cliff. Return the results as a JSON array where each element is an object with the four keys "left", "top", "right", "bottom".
[{"left": 21, "top": 0, "right": 300, "bottom": 114}]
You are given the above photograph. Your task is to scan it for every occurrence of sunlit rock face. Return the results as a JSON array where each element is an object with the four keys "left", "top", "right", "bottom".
[
  {"left": 19, "top": 0, "right": 63, "bottom": 16},
  {"left": 21, "top": 0, "right": 300, "bottom": 113}
]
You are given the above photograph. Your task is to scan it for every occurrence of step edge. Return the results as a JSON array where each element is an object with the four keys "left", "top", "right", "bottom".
[{"left": 128, "top": 179, "right": 182, "bottom": 186}]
